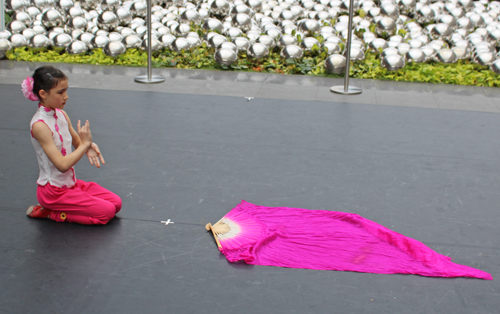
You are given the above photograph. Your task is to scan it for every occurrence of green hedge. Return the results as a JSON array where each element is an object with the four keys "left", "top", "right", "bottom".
[{"left": 5, "top": 43, "right": 500, "bottom": 87}]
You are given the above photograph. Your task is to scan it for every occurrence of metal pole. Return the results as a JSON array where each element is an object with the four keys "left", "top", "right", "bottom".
[
  {"left": 134, "top": 0, "right": 165, "bottom": 84},
  {"left": 330, "top": 0, "right": 362, "bottom": 95},
  {"left": 1, "top": 0, "right": 5, "bottom": 32}
]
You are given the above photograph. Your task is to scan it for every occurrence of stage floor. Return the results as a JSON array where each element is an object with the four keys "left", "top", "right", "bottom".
[{"left": 1, "top": 61, "right": 499, "bottom": 314}]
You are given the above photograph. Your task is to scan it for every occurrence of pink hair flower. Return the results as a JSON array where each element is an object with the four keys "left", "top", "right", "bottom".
[{"left": 21, "top": 76, "right": 39, "bottom": 101}]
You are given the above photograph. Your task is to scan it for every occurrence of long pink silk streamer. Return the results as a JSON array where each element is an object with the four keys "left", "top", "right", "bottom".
[{"left": 218, "top": 201, "right": 492, "bottom": 280}]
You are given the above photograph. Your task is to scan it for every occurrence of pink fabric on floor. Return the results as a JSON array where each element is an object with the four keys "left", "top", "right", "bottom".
[
  {"left": 37, "top": 179, "right": 122, "bottom": 225},
  {"left": 218, "top": 201, "right": 492, "bottom": 280}
]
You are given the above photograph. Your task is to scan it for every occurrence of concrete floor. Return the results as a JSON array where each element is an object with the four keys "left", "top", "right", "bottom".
[{"left": 1, "top": 60, "right": 499, "bottom": 314}]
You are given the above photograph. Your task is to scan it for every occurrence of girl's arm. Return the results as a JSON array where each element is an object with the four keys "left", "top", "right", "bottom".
[
  {"left": 61, "top": 110, "right": 105, "bottom": 168},
  {"left": 32, "top": 119, "right": 92, "bottom": 173}
]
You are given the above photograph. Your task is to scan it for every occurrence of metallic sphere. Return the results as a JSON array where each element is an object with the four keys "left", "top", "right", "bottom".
[
  {"left": 278, "top": 34, "right": 298, "bottom": 47},
  {"left": 475, "top": 52, "right": 496, "bottom": 66},
  {"left": 203, "top": 18, "right": 224, "bottom": 32},
  {"left": 66, "top": 40, "right": 88, "bottom": 54},
  {"left": 231, "top": 13, "right": 253, "bottom": 31},
  {"left": 219, "top": 41, "right": 238, "bottom": 52},
  {"left": 6, "top": 0, "right": 27, "bottom": 12},
  {"left": 247, "top": 43, "right": 269, "bottom": 58},
  {"left": 324, "top": 54, "right": 346, "bottom": 74},
  {"left": 103, "top": 41, "right": 127, "bottom": 57},
  {"left": 53, "top": 33, "right": 73, "bottom": 47},
  {"left": 29, "top": 34, "right": 50, "bottom": 48},
  {"left": 100, "top": 0, "right": 120, "bottom": 11},
  {"left": 233, "top": 37, "right": 250, "bottom": 51},
  {"left": 79, "top": 0, "right": 99, "bottom": 10},
  {"left": 381, "top": 54, "right": 405, "bottom": 71},
  {"left": 174, "top": 24, "right": 191, "bottom": 37},
  {"left": 6, "top": 21, "right": 27, "bottom": 34},
  {"left": 171, "top": 38, "right": 191, "bottom": 51},
  {"left": 490, "top": 59, "right": 500, "bottom": 74},
  {"left": 97, "top": 11, "right": 119, "bottom": 31},
  {"left": 381, "top": 47, "right": 400, "bottom": 58},
  {"left": 434, "top": 49, "right": 457, "bottom": 63},
  {"left": 430, "top": 24, "right": 452, "bottom": 40},
  {"left": 376, "top": 17, "right": 397, "bottom": 36},
  {"left": 90, "top": 35, "right": 110, "bottom": 48},
  {"left": 78, "top": 32, "right": 95, "bottom": 47},
  {"left": 225, "top": 27, "right": 243, "bottom": 39},
  {"left": 380, "top": 3, "right": 399, "bottom": 20},
  {"left": 108, "top": 32, "right": 123, "bottom": 42},
  {"left": 257, "top": 35, "right": 276, "bottom": 48},
  {"left": 297, "top": 19, "right": 321, "bottom": 35},
  {"left": 369, "top": 38, "right": 389, "bottom": 52},
  {"left": 452, "top": 46, "right": 470, "bottom": 59},
  {"left": 281, "top": 44, "right": 303, "bottom": 59},
  {"left": 208, "top": 35, "right": 228, "bottom": 48},
  {"left": 345, "top": 47, "right": 365, "bottom": 61},
  {"left": 115, "top": 7, "right": 133, "bottom": 25},
  {"left": 322, "top": 42, "right": 341, "bottom": 54},
  {"left": 122, "top": 34, "right": 142, "bottom": 48},
  {"left": 210, "top": 0, "right": 231, "bottom": 16},
  {"left": 0, "top": 30, "right": 12, "bottom": 40},
  {"left": 405, "top": 48, "right": 426, "bottom": 62},
  {"left": 300, "top": 37, "right": 319, "bottom": 50},
  {"left": 41, "top": 9, "right": 64, "bottom": 28},
  {"left": 0, "top": 39, "right": 12, "bottom": 54},
  {"left": 140, "top": 37, "right": 161, "bottom": 51},
  {"left": 214, "top": 48, "right": 238, "bottom": 65},
  {"left": 130, "top": 1, "right": 147, "bottom": 18},
  {"left": 67, "top": 16, "right": 88, "bottom": 31},
  {"left": 11, "top": 12, "right": 32, "bottom": 26},
  {"left": 180, "top": 9, "right": 201, "bottom": 23},
  {"left": 10, "top": 34, "right": 28, "bottom": 47}
]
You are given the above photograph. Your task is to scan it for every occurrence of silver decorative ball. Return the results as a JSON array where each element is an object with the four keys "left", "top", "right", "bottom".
[
  {"left": 297, "top": 19, "right": 321, "bottom": 35},
  {"left": 434, "top": 48, "right": 457, "bottom": 63},
  {"left": 6, "top": 0, "right": 27, "bottom": 12},
  {"left": 174, "top": 23, "right": 191, "bottom": 37},
  {"left": 103, "top": 40, "right": 126, "bottom": 57},
  {"left": 115, "top": 7, "right": 133, "bottom": 25},
  {"left": 345, "top": 46, "right": 365, "bottom": 61},
  {"left": 376, "top": 17, "right": 397, "bottom": 36},
  {"left": 11, "top": 12, "right": 32, "bottom": 27},
  {"left": 100, "top": 0, "right": 120, "bottom": 11},
  {"left": 130, "top": 1, "right": 147, "bottom": 18},
  {"left": 452, "top": 46, "right": 470, "bottom": 59},
  {"left": 123, "top": 34, "right": 142, "bottom": 48},
  {"left": 300, "top": 36, "right": 319, "bottom": 50},
  {"left": 180, "top": 9, "right": 201, "bottom": 23},
  {"left": 66, "top": 40, "right": 88, "bottom": 54},
  {"left": 67, "top": 16, "right": 88, "bottom": 31},
  {"left": 369, "top": 38, "right": 389, "bottom": 52},
  {"left": 278, "top": 34, "right": 298, "bottom": 47},
  {"left": 381, "top": 47, "right": 400, "bottom": 58},
  {"left": 416, "top": 6, "right": 435, "bottom": 24},
  {"left": 208, "top": 34, "right": 227, "bottom": 48},
  {"left": 203, "top": 18, "right": 224, "bottom": 32},
  {"left": 90, "top": 35, "right": 110, "bottom": 48},
  {"left": 405, "top": 48, "right": 426, "bottom": 62},
  {"left": 490, "top": 59, "right": 500, "bottom": 74},
  {"left": 210, "top": 0, "right": 231, "bottom": 16},
  {"left": 97, "top": 11, "right": 119, "bottom": 31},
  {"left": 10, "top": 34, "right": 28, "bottom": 47},
  {"left": 0, "top": 39, "right": 12, "bottom": 55},
  {"left": 475, "top": 52, "right": 496, "bottom": 66},
  {"left": 281, "top": 44, "right": 303, "bottom": 59},
  {"left": 79, "top": 0, "right": 99, "bottom": 10},
  {"left": 78, "top": 32, "right": 95, "bottom": 47},
  {"left": 247, "top": 43, "right": 269, "bottom": 58},
  {"left": 53, "top": 33, "right": 73, "bottom": 47},
  {"left": 140, "top": 37, "right": 161, "bottom": 51},
  {"left": 231, "top": 13, "right": 253, "bottom": 31},
  {"left": 380, "top": 3, "right": 399, "bottom": 20},
  {"left": 0, "top": 30, "right": 12, "bottom": 40},
  {"left": 108, "top": 32, "right": 123, "bottom": 42},
  {"left": 214, "top": 48, "right": 238, "bottom": 65},
  {"left": 381, "top": 54, "right": 405, "bottom": 71},
  {"left": 323, "top": 42, "right": 341, "bottom": 54},
  {"left": 6, "top": 21, "right": 27, "bottom": 34},
  {"left": 29, "top": 34, "right": 50, "bottom": 48},
  {"left": 233, "top": 37, "right": 250, "bottom": 51},
  {"left": 41, "top": 9, "right": 64, "bottom": 28},
  {"left": 257, "top": 35, "right": 276, "bottom": 48},
  {"left": 430, "top": 23, "right": 452, "bottom": 40},
  {"left": 324, "top": 54, "right": 346, "bottom": 74},
  {"left": 171, "top": 38, "right": 191, "bottom": 51}
]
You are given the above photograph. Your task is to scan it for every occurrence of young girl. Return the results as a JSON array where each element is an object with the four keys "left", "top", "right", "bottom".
[{"left": 23, "top": 66, "right": 122, "bottom": 225}]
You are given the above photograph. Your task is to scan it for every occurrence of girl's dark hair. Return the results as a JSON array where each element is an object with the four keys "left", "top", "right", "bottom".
[{"left": 32, "top": 66, "right": 68, "bottom": 99}]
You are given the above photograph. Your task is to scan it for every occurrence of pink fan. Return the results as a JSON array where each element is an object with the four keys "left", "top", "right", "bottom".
[{"left": 206, "top": 200, "right": 492, "bottom": 280}]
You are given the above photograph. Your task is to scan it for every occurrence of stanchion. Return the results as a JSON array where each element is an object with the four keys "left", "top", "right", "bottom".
[
  {"left": 330, "top": 0, "right": 362, "bottom": 95},
  {"left": 1, "top": 0, "right": 5, "bottom": 32},
  {"left": 134, "top": 0, "right": 165, "bottom": 84}
]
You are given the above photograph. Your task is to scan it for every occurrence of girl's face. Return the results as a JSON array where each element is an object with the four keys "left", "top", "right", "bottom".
[{"left": 40, "top": 79, "right": 69, "bottom": 110}]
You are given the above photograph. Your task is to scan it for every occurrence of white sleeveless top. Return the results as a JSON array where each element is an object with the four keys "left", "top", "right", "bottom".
[{"left": 30, "top": 104, "right": 76, "bottom": 188}]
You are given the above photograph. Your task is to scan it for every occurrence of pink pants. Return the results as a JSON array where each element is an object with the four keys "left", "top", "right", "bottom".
[{"left": 37, "top": 179, "right": 122, "bottom": 225}]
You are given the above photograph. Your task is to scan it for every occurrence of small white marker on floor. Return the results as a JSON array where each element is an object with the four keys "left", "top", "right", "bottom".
[
  {"left": 245, "top": 97, "right": 254, "bottom": 102},
  {"left": 161, "top": 219, "right": 174, "bottom": 225}
]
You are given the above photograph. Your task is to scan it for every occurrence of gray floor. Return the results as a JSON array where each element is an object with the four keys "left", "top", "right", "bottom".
[{"left": 1, "top": 60, "right": 499, "bottom": 314}]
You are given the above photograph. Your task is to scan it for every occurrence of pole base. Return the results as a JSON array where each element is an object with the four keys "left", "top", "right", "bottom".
[
  {"left": 330, "top": 86, "right": 362, "bottom": 95},
  {"left": 134, "top": 75, "right": 165, "bottom": 84}
]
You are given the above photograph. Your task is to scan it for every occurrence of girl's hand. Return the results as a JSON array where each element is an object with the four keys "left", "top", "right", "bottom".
[
  {"left": 86, "top": 143, "right": 105, "bottom": 168},
  {"left": 77, "top": 120, "right": 92, "bottom": 146}
]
